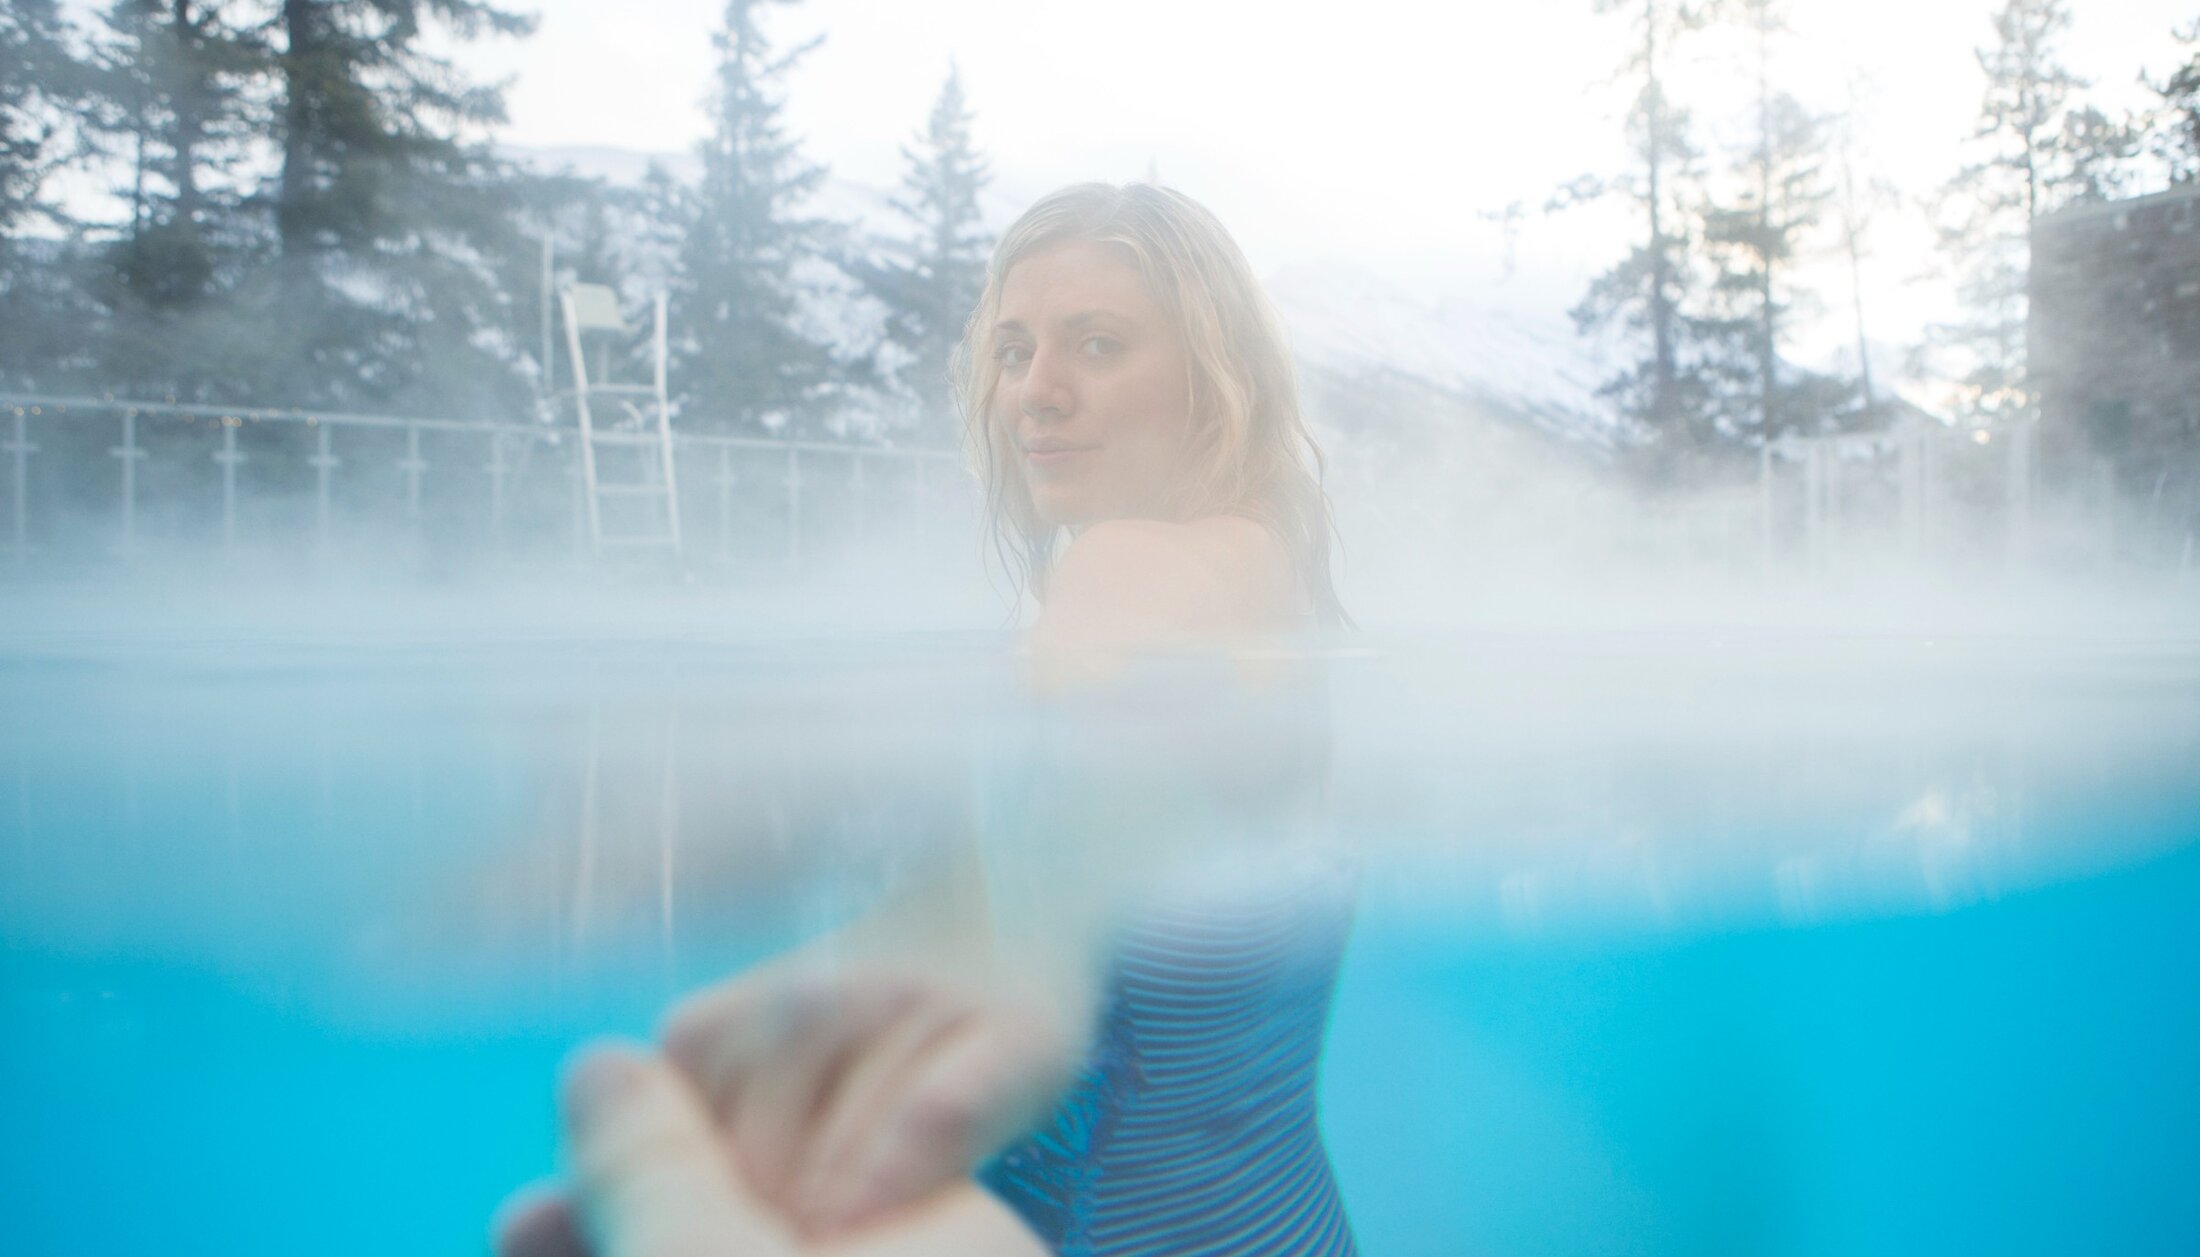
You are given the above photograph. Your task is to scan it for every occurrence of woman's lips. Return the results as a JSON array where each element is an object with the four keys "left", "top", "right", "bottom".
[{"left": 1024, "top": 444, "right": 1097, "bottom": 469}]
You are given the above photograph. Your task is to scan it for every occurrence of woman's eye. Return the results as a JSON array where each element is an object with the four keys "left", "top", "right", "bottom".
[
  {"left": 996, "top": 343, "right": 1031, "bottom": 368},
  {"left": 1079, "top": 335, "right": 1121, "bottom": 357}
]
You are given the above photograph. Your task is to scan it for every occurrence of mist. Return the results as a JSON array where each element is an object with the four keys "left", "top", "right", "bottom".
[{"left": 4, "top": 2, "right": 2199, "bottom": 1254}]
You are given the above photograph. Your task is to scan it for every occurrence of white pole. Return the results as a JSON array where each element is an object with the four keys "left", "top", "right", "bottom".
[
  {"left": 653, "top": 292, "right": 682, "bottom": 555},
  {"left": 562, "top": 289, "right": 603, "bottom": 551},
  {"left": 716, "top": 443, "right": 734, "bottom": 558},
  {"left": 214, "top": 420, "right": 243, "bottom": 556},
  {"left": 852, "top": 450, "right": 866, "bottom": 542},
  {"left": 786, "top": 446, "right": 801, "bottom": 564},
  {"left": 6, "top": 410, "right": 30, "bottom": 565},
  {"left": 399, "top": 423, "right": 425, "bottom": 521},
  {"left": 1757, "top": 441, "right": 1774, "bottom": 575},
  {"left": 309, "top": 422, "right": 338, "bottom": 552},
  {"left": 1899, "top": 429, "right": 1922, "bottom": 561},
  {"left": 541, "top": 234, "right": 556, "bottom": 394},
  {"left": 111, "top": 411, "right": 142, "bottom": 557}
]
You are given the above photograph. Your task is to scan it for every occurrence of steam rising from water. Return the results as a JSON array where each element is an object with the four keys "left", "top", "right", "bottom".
[{"left": 4, "top": 574, "right": 2195, "bottom": 1006}]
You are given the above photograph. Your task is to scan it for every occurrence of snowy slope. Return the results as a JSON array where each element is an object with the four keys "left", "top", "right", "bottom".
[
  {"left": 1265, "top": 263, "right": 1621, "bottom": 449},
  {"left": 501, "top": 144, "right": 1626, "bottom": 449}
]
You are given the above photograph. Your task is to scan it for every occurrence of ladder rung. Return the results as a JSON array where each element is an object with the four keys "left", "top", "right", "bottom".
[
  {"left": 581, "top": 385, "right": 659, "bottom": 396},
  {"left": 595, "top": 484, "right": 669, "bottom": 497},
  {"left": 597, "top": 534, "right": 679, "bottom": 547},
  {"left": 586, "top": 431, "right": 661, "bottom": 446}
]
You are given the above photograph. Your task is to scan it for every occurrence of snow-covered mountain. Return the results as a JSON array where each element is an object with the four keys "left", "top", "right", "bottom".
[
  {"left": 502, "top": 143, "right": 1626, "bottom": 452},
  {"left": 1265, "top": 263, "right": 1620, "bottom": 450}
]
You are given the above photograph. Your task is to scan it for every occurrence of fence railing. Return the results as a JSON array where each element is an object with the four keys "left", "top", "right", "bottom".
[
  {"left": 1757, "top": 420, "right": 2068, "bottom": 575},
  {"left": 5, "top": 392, "right": 2156, "bottom": 580},
  {"left": 1, "top": 392, "right": 971, "bottom": 570}
]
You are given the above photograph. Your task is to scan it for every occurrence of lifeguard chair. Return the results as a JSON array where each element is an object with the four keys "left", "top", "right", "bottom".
[{"left": 558, "top": 283, "right": 683, "bottom": 557}]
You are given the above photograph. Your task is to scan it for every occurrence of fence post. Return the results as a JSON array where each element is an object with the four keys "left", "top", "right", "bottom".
[
  {"left": 1803, "top": 441, "right": 1826, "bottom": 571},
  {"left": 1756, "top": 441, "right": 1774, "bottom": 575},
  {"left": 308, "top": 421, "right": 339, "bottom": 551},
  {"left": 2007, "top": 420, "right": 2034, "bottom": 569},
  {"left": 109, "top": 410, "right": 145, "bottom": 557},
  {"left": 1898, "top": 428, "right": 1923, "bottom": 561},
  {"left": 785, "top": 446, "right": 802, "bottom": 564},
  {"left": 570, "top": 441, "right": 589, "bottom": 558},
  {"left": 5, "top": 407, "right": 34, "bottom": 566},
  {"left": 214, "top": 418, "right": 244, "bottom": 556},
  {"left": 398, "top": 423, "right": 426, "bottom": 521},
  {"left": 715, "top": 444, "right": 734, "bottom": 559},
  {"left": 851, "top": 450, "right": 867, "bottom": 543},
  {"left": 1825, "top": 440, "right": 1845, "bottom": 569},
  {"left": 485, "top": 429, "right": 508, "bottom": 543}
]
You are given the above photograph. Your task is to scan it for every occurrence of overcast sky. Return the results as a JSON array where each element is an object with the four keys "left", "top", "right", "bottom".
[{"left": 462, "top": 0, "right": 2191, "bottom": 361}]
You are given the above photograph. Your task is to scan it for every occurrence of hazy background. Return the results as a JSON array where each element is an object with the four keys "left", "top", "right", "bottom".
[
  {"left": 470, "top": 0, "right": 2188, "bottom": 353},
  {"left": 5, "top": 0, "right": 2199, "bottom": 628}
]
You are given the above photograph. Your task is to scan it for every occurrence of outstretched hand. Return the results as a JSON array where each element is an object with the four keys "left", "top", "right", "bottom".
[
  {"left": 661, "top": 965, "right": 1077, "bottom": 1236},
  {"left": 496, "top": 1047, "right": 798, "bottom": 1257},
  {"left": 493, "top": 966, "right": 1073, "bottom": 1257}
]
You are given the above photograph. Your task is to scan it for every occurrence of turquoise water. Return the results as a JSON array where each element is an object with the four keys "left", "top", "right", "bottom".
[{"left": 3, "top": 631, "right": 2196, "bottom": 1255}]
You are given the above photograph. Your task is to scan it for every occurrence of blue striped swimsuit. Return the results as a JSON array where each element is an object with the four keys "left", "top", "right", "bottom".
[{"left": 978, "top": 868, "right": 1359, "bottom": 1256}]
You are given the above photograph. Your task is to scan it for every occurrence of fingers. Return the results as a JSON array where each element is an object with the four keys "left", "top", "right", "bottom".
[
  {"left": 657, "top": 966, "right": 1081, "bottom": 1240},
  {"left": 789, "top": 1001, "right": 1075, "bottom": 1235},
  {"left": 662, "top": 976, "right": 828, "bottom": 1205},
  {"left": 559, "top": 1044, "right": 793, "bottom": 1257},
  {"left": 783, "top": 997, "right": 977, "bottom": 1232},
  {"left": 663, "top": 971, "right": 921, "bottom": 1209},
  {"left": 492, "top": 1188, "right": 590, "bottom": 1257}
]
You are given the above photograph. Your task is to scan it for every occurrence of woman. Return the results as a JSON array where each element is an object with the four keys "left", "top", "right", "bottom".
[
  {"left": 496, "top": 183, "right": 1353, "bottom": 1257},
  {"left": 969, "top": 182, "right": 1345, "bottom": 683}
]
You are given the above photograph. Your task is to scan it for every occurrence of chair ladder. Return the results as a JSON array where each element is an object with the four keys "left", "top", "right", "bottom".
[{"left": 561, "top": 287, "right": 683, "bottom": 557}]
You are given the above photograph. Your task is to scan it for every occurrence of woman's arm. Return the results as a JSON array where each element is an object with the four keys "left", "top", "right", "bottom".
[{"left": 497, "top": 515, "right": 1317, "bottom": 1252}]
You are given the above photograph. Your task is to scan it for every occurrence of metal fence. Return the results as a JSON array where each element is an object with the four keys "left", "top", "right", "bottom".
[
  {"left": 1, "top": 392, "right": 972, "bottom": 571},
  {"left": 1757, "top": 421, "right": 2068, "bottom": 576},
  {"left": 4, "top": 391, "right": 2152, "bottom": 581}
]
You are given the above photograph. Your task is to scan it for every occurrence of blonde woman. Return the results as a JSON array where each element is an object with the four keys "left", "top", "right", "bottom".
[
  {"left": 495, "top": 184, "right": 1355, "bottom": 1257},
  {"left": 968, "top": 183, "right": 1345, "bottom": 681}
]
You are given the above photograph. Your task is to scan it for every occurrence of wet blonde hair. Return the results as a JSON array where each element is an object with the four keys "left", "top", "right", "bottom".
[{"left": 955, "top": 183, "right": 1346, "bottom": 628}]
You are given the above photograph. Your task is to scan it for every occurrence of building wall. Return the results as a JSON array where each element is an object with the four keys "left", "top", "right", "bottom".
[{"left": 2029, "top": 185, "right": 2200, "bottom": 531}]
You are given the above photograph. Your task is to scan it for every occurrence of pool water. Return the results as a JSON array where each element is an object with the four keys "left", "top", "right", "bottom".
[{"left": 2, "top": 627, "right": 2196, "bottom": 1256}]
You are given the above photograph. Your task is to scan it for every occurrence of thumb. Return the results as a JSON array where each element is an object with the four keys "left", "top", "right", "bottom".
[{"left": 562, "top": 1044, "right": 795, "bottom": 1257}]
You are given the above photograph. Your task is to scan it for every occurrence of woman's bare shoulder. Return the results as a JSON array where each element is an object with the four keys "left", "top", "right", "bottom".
[
  {"left": 1176, "top": 515, "right": 1296, "bottom": 598},
  {"left": 1045, "top": 516, "right": 1297, "bottom": 635}
]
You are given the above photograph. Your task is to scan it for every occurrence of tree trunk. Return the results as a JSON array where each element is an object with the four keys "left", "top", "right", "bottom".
[
  {"left": 276, "top": 0, "right": 315, "bottom": 263},
  {"left": 1644, "top": 1, "right": 1678, "bottom": 435},
  {"left": 168, "top": 0, "right": 202, "bottom": 231},
  {"left": 1838, "top": 125, "right": 1874, "bottom": 411},
  {"left": 1756, "top": 9, "right": 1778, "bottom": 439}
]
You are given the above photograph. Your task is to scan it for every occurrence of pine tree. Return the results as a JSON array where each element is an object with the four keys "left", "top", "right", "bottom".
[
  {"left": 1932, "top": 0, "right": 2134, "bottom": 427},
  {"left": 2145, "top": 19, "right": 2200, "bottom": 184},
  {"left": 88, "top": 0, "right": 267, "bottom": 399},
  {"left": 669, "top": 0, "right": 845, "bottom": 436},
  {"left": 848, "top": 65, "right": 992, "bottom": 444},
  {"left": 523, "top": 170, "right": 671, "bottom": 404},
  {"left": 1695, "top": 0, "right": 1839, "bottom": 444},
  {"left": 0, "top": 0, "right": 99, "bottom": 389},
  {"left": 0, "top": 0, "right": 85, "bottom": 240},
  {"left": 1571, "top": 0, "right": 1722, "bottom": 474},
  {"left": 258, "top": 0, "right": 538, "bottom": 416},
  {"left": 1832, "top": 91, "right": 1895, "bottom": 416}
]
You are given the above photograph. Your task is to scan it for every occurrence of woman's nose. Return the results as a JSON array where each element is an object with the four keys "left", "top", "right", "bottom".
[{"left": 1018, "top": 346, "right": 1074, "bottom": 420}]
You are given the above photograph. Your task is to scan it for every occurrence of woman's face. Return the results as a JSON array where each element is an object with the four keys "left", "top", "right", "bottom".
[{"left": 991, "top": 240, "right": 1195, "bottom": 528}]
